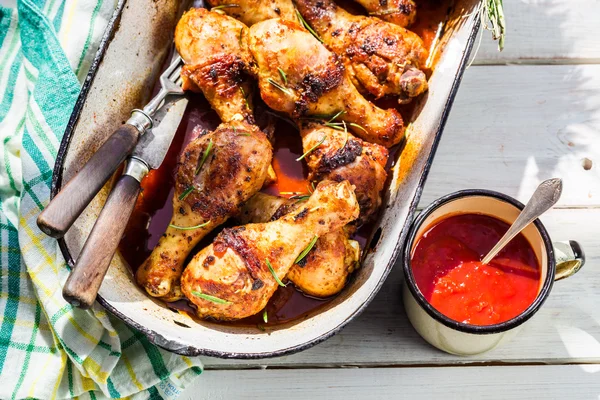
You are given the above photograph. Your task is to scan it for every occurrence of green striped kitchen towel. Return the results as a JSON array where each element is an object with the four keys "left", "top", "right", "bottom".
[{"left": 0, "top": 0, "right": 203, "bottom": 398}]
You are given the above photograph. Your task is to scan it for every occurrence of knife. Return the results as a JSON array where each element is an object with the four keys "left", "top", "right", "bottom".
[
  {"left": 62, "top": 94, "right": 188, "bottom": 309},
  {"left": 37, "top": 54, "right": 184, "bottom": 239}
]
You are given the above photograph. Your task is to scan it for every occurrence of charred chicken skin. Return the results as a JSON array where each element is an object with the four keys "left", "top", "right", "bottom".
[
  {"left": 136, "top": 122, "right": 272, "bottom": 301},
  {"left": 175, "top": 8, "right": 257, "bottom": 123},
  {"left": 181, "top": 180, "right": 360, "bottom": 320},
  {"left": 352, "top": 0, "right": 416, "bottom": 28},
  {"left": 299, "top": 121, "right": 388, "bottom": 224},
  {"left": 248, "top": 18, "right": 404, "bottom": 147},
  {"left": 238, "top": 193, "right": 360, "bottom": 297},
  {"left": 295, "top": 0, "right": 428, "bottom": 103},
  {"left": 206, "top": 0, "right": 300, "bottom": 27}
]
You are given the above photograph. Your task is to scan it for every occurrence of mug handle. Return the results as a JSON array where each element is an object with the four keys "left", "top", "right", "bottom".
[{"left": 554, "top": 240, "right": 586, "bottom": 281}]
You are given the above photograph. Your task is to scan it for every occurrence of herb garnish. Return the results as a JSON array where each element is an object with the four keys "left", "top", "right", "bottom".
[
  {"left": 265, "top": 258, "right": 286, "bottom": 287},
  {"left": 240, "top": 86, "right": 250, "bottom": 109},
  {"left": 277, "top": 67, "right": 287, "bottom": 85},
  {"left": 295, "top": 8, "right": 323, "bottom": 43},
  {"left": 192, "top": 290, "right": 231, "bottom": 304},
  {"left": 296, "top": 136, "right": 326, "bottom": 161},
  {"left": 179, "top": 186, "right": 194, "bottom": 200},
  {"left": 295, "top": 235, "right": 318, "bottom": 264},
  {"left": 267, "top": 78, "right": 293, "bottom": 96},
  {"left": 483, "top": 0, "right": 505, "bottom": 51},
  {"left": 262, "top": 309, "right": 268, "bottom": 323},
  {"left": 211, "top": 4, "right": 240, "bottom": 10},
  {"left": 195, "top": 138, "right": 214, "bottom": 175},
  {"left": 169, "top": 221, "right": 211, "bottom": 230}
]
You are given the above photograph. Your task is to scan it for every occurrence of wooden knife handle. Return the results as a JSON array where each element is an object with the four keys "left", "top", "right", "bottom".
[
  {"left": 62, "top": 174, "right": 141, "bottom": 309},
  {"left": 37, "top": 124, "right": 140, "bottom": 239}
]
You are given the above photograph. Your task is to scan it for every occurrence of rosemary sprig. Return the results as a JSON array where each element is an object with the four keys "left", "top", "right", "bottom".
[
  {"left": 265, "top": 258, "right": 286, "bottom": 287},
  {"left": 482, "top": 0, "right": 505, "bottom": 51},
  {"left": 295, "top": 8, "right": 323, "bottom": 43},
  {"left": 295, "top": 235, "right": 318, "bottom": 264},
  {"left": 169, "top": 221, "right": 211, "bottom": 230},
  {"left": 289, "top": 194, "right": 311, "bottom": 201},
  {"left": 267, "top": 78, "right": 292, "bottom": 96},
  {"left": 192, "top": 290, "right": 231, "bottom": 304},
  {"left": 296, "top": 136, "right": 326, "bottom": 161},
  {"left": 328, "top": 110, "right": 345, "bottom": 122},
  {"left": 238, "top": 132, "right": 252, "bottom": 137},
  {"left": 341, "top": 120, "right": 349, "bottom": 148},
  {"left": 277, "top": 67, "right": 287, "bottom": 85},
  {"left": 262, "top": 309, "right": 268, "bottom": 323},
  {"left": 348, "top": 122, "right": 367, "bottom": 133},
  {"left": 211, "top": 4, "right": 240, "bottom": 10},
  {"left": 195, "top": 138, "right": 214, "bottom": 175},
  {"left": 240, "top": 86, "right": 250, "bottom": 109},
  {"left": 178, "top": 186, "right": 194, "bottom": 201}
]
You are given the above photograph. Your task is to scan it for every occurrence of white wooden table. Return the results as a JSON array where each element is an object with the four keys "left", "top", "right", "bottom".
[{"left": 182, "top": 1, "right": 600, "bottom": 397}]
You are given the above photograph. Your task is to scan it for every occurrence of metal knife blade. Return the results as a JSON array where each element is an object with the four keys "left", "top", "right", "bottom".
[{"left": 132, "top": 94, "right": 188, "bottom": 169}]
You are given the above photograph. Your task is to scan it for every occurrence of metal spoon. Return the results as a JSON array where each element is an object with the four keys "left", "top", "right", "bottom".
[{"left": 481, "top": 178, "right": 563, "bottom": 265}]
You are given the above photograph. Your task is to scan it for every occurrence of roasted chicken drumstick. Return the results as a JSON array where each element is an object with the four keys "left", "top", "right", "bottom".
[
  {"left": 299, "top": 121, "right": 388, "bottom": 224},
  {"left": 175, "top": 8, "right": 256, "bottom": 123},
  {"left": 181, "top": 180, "right": 360, "bottom": 320},
  {"left": 136, "top": 123, "right": 272, "bottom": 300},
  {"left": 206, "top": 0, "right": 300, "bottom": 27},
  {"left": 353, "top": 0, "right": 417, "bottom": 28},
  {"left": 238, "top": 193, "right": 360, "bottom": 297},
  {"left": 295, "top": 0, "right": 428, "bottom": 103},
  {"left": 248, "top": 19, "right": 404, "bottom": 147}
]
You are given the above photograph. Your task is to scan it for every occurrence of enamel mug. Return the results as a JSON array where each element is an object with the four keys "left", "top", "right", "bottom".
[{"left": 402, "top": 190, "right": 585, "bottom": 355}]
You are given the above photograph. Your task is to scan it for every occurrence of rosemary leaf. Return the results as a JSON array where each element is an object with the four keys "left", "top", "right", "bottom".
[
  {"left": 240, "top": 86, "right": 250, "bottom": 109},
  {"left": 169, "top": 221, "right": 211, "bottom": 230},
  {"left": 265, "top": 258, "right": 286, "bottom": 287},
  {"left": 195, "top": 138, "right": 214, "bottom": 175},
  {"left": 263, "top": 309, "right": 268, "bottom": 323},
  {"left": 348, "top": 122, "right": 367, "bottom": 133},
  {"left": 483, "top": 0, "right": 505, "bottom": 51},
  {"left": 296, "top": 136, "right": 326, "bottom": 161},
  {"left": 341, "top": 120, "right": 349, "bottom": 148},
  {"left": 295, "top": 8, "right": 323, "bottom": 43},
  {"left": 277, "top": 67, "right": 288, "bottom": 85},
  {"left": 267, "top": 78, "right": 293, "bottom": 96},
  {"left": 192, "top": 290, "right": 231, "bottom": 304},
  {"left": 324, "top": 122, "right": 345, "bottom": 131},
  {"left": 238, "top": 133, "right": 252, "bottom": 137},
  {"left": 211, "top": 4, "right": 240, "bottom": 10},
  {"left": 294, "top": 235, "right": 318, "bottom": 264},
  {"left": 328, "top": 110, "right": 346, "bottom": 123},
  {"left": 289, "top": 194, "right": 311, "bottom": 201},
  {"left": 178, "top": 186, "right": 194, "bottom": 200}
]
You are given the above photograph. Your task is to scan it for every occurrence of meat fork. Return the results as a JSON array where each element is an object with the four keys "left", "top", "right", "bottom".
[{"left": 37, "top": 53, "right": 185, "bottom": 238}]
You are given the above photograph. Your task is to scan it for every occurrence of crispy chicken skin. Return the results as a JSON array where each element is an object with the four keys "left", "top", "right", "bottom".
[
  {"left": 181, "top": 180, "right": 360, "bottom": 320},
  {"left": 248, "top": 19, "right": 404, "bottom": 147},
  {"left": 353, "top": 0, "right": 416, "bottom": 28},
  {"left": 299, "top": 121, "right": 388, "bottom": 224},
  {"left": 175, "top": 9, "right": 257, "bottom": 123},
  {"left": 295, "top": 0, "right": 428, "bottom": 103},
  {"left": 136, "top": 122, "right": 272, "bottom": 301},
  {"left": 206, "top": 0, "right": 299, "bottom": 27},
  {"left": 238, "top": 193, "right": 360, "bottom": 297}
]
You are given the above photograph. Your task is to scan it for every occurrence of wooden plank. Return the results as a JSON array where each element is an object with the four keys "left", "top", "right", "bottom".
[
  {"left": 189, "top": 365, "right": 600, "bottom": 399},
  {"left": 204, "top": 208, "right": 600, "bottom": 368},
  {"left": 420, "top": 64, "right": 600, "bottom": 207},
  {"left": 472, "top": 0, "right": 600, "bottom": 64}
]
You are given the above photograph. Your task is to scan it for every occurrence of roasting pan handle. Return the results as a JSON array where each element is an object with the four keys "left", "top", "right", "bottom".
[{"left": 62, "top": 157, "right": 147, "bottom": 309}]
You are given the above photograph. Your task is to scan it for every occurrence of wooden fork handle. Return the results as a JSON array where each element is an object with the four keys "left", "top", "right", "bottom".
[
  {"left": 62, "top": 173, "right": 142, "bottom": 309},
  {"left": 37, "top": 124, "right": 140, "bottom": 239}
]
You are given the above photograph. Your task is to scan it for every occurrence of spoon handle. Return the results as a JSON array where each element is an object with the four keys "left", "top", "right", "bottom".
[{"left": 481, "top": 178, "right": 563, "bottom": 265}]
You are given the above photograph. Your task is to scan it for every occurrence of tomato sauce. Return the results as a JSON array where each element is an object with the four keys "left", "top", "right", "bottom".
[{"left": 410, "top": 214, "right": 541, "bottom": 326}]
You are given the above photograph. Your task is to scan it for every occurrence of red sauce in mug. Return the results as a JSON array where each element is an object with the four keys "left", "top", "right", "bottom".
[{"left": 410, "top": 214, "right": 541, "bottom": 326}]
